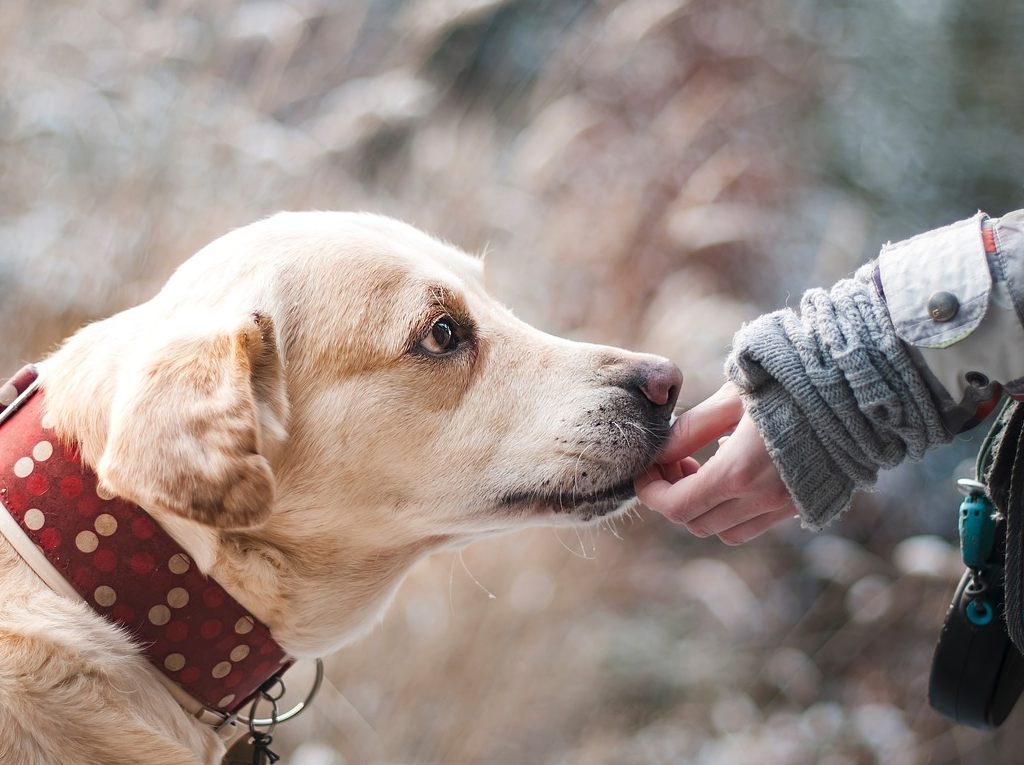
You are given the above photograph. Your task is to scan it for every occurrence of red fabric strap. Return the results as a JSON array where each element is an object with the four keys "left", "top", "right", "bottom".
[
  {"left": 0, "top": 365, "right": 291, "bottom": 715},
  {"left": 983, "top": 223, "right": 998, "bottom": 256}
]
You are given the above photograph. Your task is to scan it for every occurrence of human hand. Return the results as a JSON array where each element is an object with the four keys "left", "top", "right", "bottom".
[{"left": 635, "top": 382, "right": 798, "bottom": 544}]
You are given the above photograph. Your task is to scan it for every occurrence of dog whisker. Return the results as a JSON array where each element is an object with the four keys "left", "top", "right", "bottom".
[
  {"left": 625, "top": 420, "right": 658, "bottom": 438},
  {"left": 572, "top": 525, "right": 589, "bottom": 558},
  {"left": 457, "top": 549, "right": 496, "bottom": 599},
  {"left": 552, "top": 527, "right": 596, "bottom": 560},
  {"left": 448, "top": 553, "right": 458, "bottom": 616},
  {"left": 571, "top": 442, "right": 596, "bottom": 508}
]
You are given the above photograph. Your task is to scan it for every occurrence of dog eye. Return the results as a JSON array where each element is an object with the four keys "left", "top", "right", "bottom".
[{"left": 420, "top": 317, "right": 459, "bottom": 355}]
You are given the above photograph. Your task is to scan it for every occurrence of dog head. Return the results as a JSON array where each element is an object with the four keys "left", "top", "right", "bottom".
[{"left": 45, "top": 212, "right": 681, "bottom": 652}]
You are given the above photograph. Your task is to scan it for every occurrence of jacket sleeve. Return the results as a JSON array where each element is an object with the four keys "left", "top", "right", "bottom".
[
  {"left": 880, "top": 211, "right": 1024, "bottom": 432},
  {"left": 725, "top": 211, "right": 1024, "bottom": 530}
]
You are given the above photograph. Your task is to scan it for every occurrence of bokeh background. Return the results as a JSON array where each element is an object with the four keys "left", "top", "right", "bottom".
[{"left": 2, "top": 1, "right": 1024, "bottom": 763}]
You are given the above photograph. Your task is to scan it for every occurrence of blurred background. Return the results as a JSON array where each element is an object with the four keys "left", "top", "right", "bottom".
[{"left": 2, "top": 1, "right": 1023, "bottom": 763}]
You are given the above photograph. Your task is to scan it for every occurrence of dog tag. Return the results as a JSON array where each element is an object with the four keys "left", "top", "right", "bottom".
[{"left": 223, "top": 735, "right": 276, "bottom": 765}]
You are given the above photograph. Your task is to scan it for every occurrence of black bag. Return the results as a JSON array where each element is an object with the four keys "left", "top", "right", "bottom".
[{"left": 929, "top": 399, "right": 1024, "bottom": 727}]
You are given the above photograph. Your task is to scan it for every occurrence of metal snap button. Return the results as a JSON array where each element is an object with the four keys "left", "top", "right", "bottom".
[
  {"left": 927, "top": 291, "right": 959, "bottom": 322},
  {"left": 965, "top": 371, "right": 989, "bottom": 388}
]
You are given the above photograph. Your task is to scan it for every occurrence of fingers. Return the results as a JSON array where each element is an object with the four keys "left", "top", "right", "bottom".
[
  {"left": 683, "top": 496, "right": 763, "bottom": 538},
  {"left": 660, "top": 456, "right": 701, "bottom": 483},
  {"left": 638, "top": 407, "right": 798, "bottom": 545},
  {"left": 635, "top": 457, "right": 699, "bottom": 495},
  {"left": 716, "top": 507, "right": 796, "bottom": 545},
  {"left": 657, "top": 382, "right": 744, "bottom": 464},
  {"left": 635, "top": 454, "right": 734, "bottom": 524},
  {"left": 683, "top": 492, "right": 791, "bottom": 538}
]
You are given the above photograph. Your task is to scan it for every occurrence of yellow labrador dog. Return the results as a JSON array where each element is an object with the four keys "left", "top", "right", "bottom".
[{"left": 0, "top": 212, "right": 681, "bottom": 765}]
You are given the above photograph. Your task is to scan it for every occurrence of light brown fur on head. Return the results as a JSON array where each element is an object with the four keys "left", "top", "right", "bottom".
[{"left": 3, "top": 212, "right": 681, "bottom": 764}]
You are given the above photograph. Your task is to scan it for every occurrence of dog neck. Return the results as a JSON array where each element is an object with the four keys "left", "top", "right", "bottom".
[{"left": 215, "top": 519, "right": 449, "bottom": 655}]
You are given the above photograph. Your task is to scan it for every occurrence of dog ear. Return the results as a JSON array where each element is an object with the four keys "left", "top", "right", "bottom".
[{"left": 97, "top": 312, "right": 288, "bottom": 530}]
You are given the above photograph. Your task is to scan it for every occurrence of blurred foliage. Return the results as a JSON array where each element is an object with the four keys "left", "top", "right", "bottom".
[{"left": 2, "top": 1, "right": 1024, "bottom": 763}]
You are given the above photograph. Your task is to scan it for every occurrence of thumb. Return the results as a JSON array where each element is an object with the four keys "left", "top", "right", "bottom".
[{"left": 656, "top": 382, "right": 745, "bottom": 464}]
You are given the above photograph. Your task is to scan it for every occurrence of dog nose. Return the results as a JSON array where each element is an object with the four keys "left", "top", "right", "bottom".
[{"left": 636, "top": 359, "right": 683, "bottom": 413}]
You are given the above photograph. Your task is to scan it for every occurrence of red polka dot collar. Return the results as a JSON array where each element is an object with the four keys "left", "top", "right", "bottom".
[{"left": 0, "top": 365, "right": 292, "bottom": 719}]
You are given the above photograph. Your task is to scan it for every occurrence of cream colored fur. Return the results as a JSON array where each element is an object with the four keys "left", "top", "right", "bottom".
[{"left": 0, "top": 212, "right": 678, "bottom": 765}]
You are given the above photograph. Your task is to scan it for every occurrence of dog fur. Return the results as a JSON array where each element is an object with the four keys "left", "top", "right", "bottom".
[{"left": 0, "top": 212, "right": 679, "bottom": 764}]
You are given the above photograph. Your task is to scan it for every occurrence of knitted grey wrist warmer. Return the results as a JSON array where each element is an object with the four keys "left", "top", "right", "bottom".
[{"left": 724, "top": 265, "right": 952, "bottom": 530}]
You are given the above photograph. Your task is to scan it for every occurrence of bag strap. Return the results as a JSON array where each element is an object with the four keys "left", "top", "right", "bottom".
[
  {"left": 986, "top": 399, "right": 1024, "bottom": 652},
  {"left": 928, "top": 396, "right": 1024, "bottom": 728},
  {"left": 977, "top": 396, "right": 1015, "bottom": 481}
]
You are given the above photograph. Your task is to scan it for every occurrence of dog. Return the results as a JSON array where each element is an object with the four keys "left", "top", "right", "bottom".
[{"left": 0, "top": 212, "right": 681, "bottom": 764}]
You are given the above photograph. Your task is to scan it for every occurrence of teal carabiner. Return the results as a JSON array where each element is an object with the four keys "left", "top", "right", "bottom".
[{"left": 959, "top": 493, "right": 998, "bottom": 568}]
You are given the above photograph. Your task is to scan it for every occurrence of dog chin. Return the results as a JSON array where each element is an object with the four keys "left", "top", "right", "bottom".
[
  {"left": 499, "top": 477, "right": 639, "bottom": 524},
  {"left": 565, "top": 496, "right": 638, "bottom": 525}
]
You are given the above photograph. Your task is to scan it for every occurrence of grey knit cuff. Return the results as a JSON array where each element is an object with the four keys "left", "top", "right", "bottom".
[{"left": 724, "top": 266, "right": 952, "bottom": 530}]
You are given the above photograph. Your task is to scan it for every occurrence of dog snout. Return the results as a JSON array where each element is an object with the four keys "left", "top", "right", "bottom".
[
  {"left": 630, "top": 358, "right": 683, "bottom": 415},
  {"left": 606, "top": 356, "right": 679, "bottom": 415}
]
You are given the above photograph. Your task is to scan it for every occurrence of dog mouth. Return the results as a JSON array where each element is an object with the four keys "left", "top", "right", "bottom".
[
  {"left": 494, "top": 411, "right": 671, "bottom": 523},
  {"left": 497, "top": 477, "right": 638, "bottom": 520}
]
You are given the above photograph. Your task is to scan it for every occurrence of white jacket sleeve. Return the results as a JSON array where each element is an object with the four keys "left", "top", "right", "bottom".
[{"left": 877, "top": 210, "right": 1024, "bottom": 432}]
